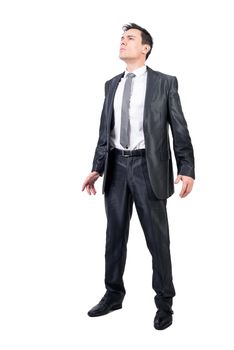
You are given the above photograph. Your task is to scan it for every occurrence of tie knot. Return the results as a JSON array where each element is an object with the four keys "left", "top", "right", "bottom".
[{"left": 126, "top": 73, "right": 135, "bottom": 79}]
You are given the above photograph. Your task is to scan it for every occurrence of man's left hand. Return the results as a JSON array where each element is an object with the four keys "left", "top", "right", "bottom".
[{"left": 175, "top": 175, "right": 194, "bottom": 198}]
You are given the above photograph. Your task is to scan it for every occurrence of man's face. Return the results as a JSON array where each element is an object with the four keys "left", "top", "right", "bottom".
[{"left": 119, "top": 28, "right": 147, "bottom": 62}]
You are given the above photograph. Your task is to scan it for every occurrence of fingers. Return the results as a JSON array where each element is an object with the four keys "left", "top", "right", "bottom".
[
  {"left": 179, "top": 182, "right": 188, "bottom": 198},
  {"left": 176, "top": 175, "right": 194, "bottom": 198},
  {"left": 85, "top": 183, "right": 91, "bottom": 195},
  {"left": 179, "top": 180, "right": 193, "bottom": 198},
  {"left": 89, "top": 183, "right": 97, "bottom": 195},
  {"left": 82, "top": 181, "right": 97, "bottom": 195},
  {"left": 81, "top": 179, "right": 89, "bottom": 192},
  {"left": 82, "top": 173, "right": 99, "bottom": 195},
  {"left": 183, "top": 181, "right": 193, "bottom": 197}
]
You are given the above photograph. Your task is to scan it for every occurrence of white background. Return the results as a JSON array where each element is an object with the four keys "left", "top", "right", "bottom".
[{"left": 0, "top": 0, "right": 234, "bottom": 349}]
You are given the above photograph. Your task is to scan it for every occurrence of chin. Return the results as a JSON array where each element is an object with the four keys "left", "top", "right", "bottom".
[
  {"left": 119, "top": 53, "right": 127, "bottom": 60},
  {"left": 119, "top": 57, "right": 127, "bottom": 62}
]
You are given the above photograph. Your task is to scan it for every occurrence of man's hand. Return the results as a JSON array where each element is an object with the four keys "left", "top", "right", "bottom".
[
  {"left": 175, "top": 175, "right": 194, "bottom": 198},
  {"left": 82, "top": 171, "right": 100, "bottom": 195}
]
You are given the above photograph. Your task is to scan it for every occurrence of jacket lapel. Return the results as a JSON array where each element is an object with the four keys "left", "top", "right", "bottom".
[
  {"left": 106, "top": 67, "right": 160, "bottom": 135},
  {"left": 143, "top": 67, "right": 159, "bottom": 121},
  {"left": 106, "top": 72, "right": 124, "bottom": 129}
]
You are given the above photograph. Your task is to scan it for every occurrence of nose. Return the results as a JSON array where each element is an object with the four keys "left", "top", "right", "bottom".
[{"left": 121, "top": 38, "right": 127, "bottom": 46}]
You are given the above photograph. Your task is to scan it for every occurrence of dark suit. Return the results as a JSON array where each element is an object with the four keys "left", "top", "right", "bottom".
[
  {"left": 92, "top": 67, "right": 195, "bottom": 199},
  {"left": 91, "top": 66, "right": 195, "bottom": 312}
]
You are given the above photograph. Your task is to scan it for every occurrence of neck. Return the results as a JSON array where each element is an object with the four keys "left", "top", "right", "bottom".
[{"left": 124, "top": 60, "right": 146, "bottom": 73}]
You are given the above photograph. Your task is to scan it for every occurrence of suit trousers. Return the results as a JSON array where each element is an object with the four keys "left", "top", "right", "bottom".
[{"left": 104, "top": 149, "right": 176, "bottom": 312}]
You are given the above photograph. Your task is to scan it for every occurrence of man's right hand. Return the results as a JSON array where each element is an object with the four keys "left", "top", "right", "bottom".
[{"left": 82, "top": 171, "right": 100, "bottom": 195}]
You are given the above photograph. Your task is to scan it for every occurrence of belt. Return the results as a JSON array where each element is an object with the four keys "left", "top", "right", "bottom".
[{"left": 113, "top": 148, "right": 145, "bottom": 157}]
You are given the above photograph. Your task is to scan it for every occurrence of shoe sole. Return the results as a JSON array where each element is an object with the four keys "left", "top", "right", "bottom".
[{"left": 154, "top": 320, "right": 172, "bottom": 330}]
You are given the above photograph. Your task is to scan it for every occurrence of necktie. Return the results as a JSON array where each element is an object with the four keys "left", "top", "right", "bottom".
[{"left": 120, "top": 73, "right": 135, "bottom": 149}]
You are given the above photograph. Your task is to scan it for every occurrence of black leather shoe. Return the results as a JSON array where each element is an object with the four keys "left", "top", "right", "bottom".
[
  {"left": 87, "top": 293, "right": 123, "bottom": 317},
  {"left": 154, "top": 309, "right": 173, "bottom": 330}
]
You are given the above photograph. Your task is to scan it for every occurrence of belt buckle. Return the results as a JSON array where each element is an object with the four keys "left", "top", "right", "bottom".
[{"left": 122, "top": 149, "right": 130, "bottom": 157}]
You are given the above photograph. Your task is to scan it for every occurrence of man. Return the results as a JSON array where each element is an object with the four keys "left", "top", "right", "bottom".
[{"left": 82, "top": 23, "right": 195, "bottom": 330}]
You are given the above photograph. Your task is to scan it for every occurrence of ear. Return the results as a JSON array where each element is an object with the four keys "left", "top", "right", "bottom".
[{"left": 142, "top": 45, "right": 150, "bottom": 54}]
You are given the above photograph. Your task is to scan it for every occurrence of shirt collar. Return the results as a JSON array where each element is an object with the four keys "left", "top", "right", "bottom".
[{"left": 124, "top": 65, "right": 147, "bottom": 78}]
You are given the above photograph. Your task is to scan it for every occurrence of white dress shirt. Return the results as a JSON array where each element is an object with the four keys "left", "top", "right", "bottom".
[{"left": 110, "top": 65, "right": 147, "bottom": 150}]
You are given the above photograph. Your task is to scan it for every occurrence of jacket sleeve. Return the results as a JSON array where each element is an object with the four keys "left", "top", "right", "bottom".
[
  {"left": 91, "top": 81, "right": 109, "bottom": 175},
  {"left": 168, "top": 76, "right": 195, "bottom": 179}
]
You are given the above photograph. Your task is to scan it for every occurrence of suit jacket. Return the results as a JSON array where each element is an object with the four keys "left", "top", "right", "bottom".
[{"left": 91, "top": 66, "right": 195, "bottom": 199}]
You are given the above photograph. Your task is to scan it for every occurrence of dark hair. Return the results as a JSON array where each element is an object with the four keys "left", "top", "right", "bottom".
[{"left": 122, "top": 23, "right": 153, "bottom": 60}]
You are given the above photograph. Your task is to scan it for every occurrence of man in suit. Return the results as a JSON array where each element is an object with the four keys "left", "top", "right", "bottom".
[{"left": 82, "top": 23, "right": 195, "bottom": 330}]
